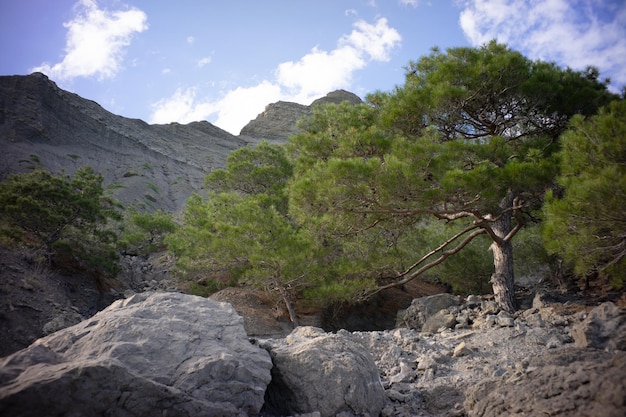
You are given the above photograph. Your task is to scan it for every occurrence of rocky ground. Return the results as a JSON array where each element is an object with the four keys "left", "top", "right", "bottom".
[
  {"left": 348, "top": 297, "right": 626, "bottom": 417},
  {"left": 1, "top": 244, "right": 625, "bottom": 416},
  {"left": 249, "top": 291, "right": 625, "bottom": 417}
]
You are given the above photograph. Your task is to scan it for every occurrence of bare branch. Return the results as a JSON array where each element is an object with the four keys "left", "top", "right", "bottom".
[{"left": 361, "top": 227, "right": 487, "bottom": 299}]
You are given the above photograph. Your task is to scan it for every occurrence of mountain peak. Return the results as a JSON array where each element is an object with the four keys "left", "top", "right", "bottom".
[{"left": 239, "top": 90, "right": 362, "bottom": 143}]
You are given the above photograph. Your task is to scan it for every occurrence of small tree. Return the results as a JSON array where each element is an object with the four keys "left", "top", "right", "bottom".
[
  {"left": 119, "top": 207, "right": 177, "bottom": 256},
  {"left": 168, "top": 142, "right": 311, "bottom": 327},
  {"left": 0, "top": 166, "right": 121, "bottom": 276},
  {"left": 543, "top": 100, "right": 626, "bottom": 288}
]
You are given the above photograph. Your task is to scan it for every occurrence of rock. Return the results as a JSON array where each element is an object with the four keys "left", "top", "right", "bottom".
[
  {"left": 310, "top": 89, "right": 362, "bottom": 106},
  {"left": 388, "top": 361, "right": 413, "bottom": 385},
  {"left": 532, "top": 291, "right": 549, "bottom": 309},
  {"left": 496, "top": 311, "right": 515, "bottom": 327},
  {"left": 240, "top": 101, "right": 311, "bottom": 142},
  {"left": 41, "top": 311, "right": 83, "bottom": 335},
  {"left": 465, "top": 347, "right": 626, "bottom": 417},
  {"left": 571, "top": 302, "right": 626, "bottom": 350},
  {"left": 401, "top": 293, "right": 460, "bottom": 331},
  {"left": 422, "top": 311, "right": 457, "bottom": 333},
  {"left": 262, "top": 326, "right": 385, "bottom": 417},
  {"left": 453, "top": 341, "right": 472, "bottom": 358},
  {"left": 466, "top": 294, "right": 481, "bottom": 308},
  {"left": 0, "top": 292, "right": 273, "bottom": 417}
]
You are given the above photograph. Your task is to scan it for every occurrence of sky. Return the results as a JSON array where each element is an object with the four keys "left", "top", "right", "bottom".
[{"left": 1, "top": 0, "right": 625, "bottom": 136}]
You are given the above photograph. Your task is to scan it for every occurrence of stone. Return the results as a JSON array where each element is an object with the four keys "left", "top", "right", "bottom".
[
  {"left": 453, "top": 341, "right": 472, "bottom": 358},
  {"left": 496, "top": 311, "right": 514, "bottom": 327},
  {"left": 262, "top": 326, "right": 385, "bottom": 417},
  {"left": 401, "top": 293, "right": 460, "bottom": 331},
  {"left": 388, "top": 361, "right": 413, "bottom": 385},
  {"left": 466, "top": 294, "right": 481, "bottom": 308},
  {"left": 240, "top": 90, "right": 362, "bottom": 144},
  {"left": 571, "top": 302, "right": 626, "bottom": 350},
  {"left": 0, "top": 292, "right": 273, "bottom": 417},
  {"left": 422, "top": 311, "right": 457, "bottom": 333}
]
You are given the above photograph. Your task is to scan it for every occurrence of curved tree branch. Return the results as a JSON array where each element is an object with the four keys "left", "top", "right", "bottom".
[{"left": 361, "top": 227, "right": 487, "bottom": 300}]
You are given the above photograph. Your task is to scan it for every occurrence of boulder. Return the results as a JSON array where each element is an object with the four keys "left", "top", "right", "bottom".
[
  {"left": 261, "top": 326, "right": 385, "bottom": 417},
  {"left": 400, "top": 293, "right": 460, "bottom": 331},
  {"left": 571, "top": 301, "right": 626, "bottom": 350},
  {"left": 0, "top": 292, "right": 273, "bottom": 417},
  {"left": 422, "top": 311, "right": 457, "bottom": 333}
]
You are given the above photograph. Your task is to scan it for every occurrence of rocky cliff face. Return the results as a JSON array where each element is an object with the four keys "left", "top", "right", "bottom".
[
  {"left": 0, "top": 73, "right": 248, "bottom": 212},
  {"left": 239, "top": 89, "right": 362, "bottom": 144}
]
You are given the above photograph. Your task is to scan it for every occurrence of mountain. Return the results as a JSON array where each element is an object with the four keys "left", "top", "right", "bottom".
[
  {"left": 0, "top": 73, "right": 361, "bottom": 212},
  {"left": 239, "top": 89, "right": 362, "bottom": 144},
  {"left": 0, "top": 73, "right": 247, "bottom": 211}
]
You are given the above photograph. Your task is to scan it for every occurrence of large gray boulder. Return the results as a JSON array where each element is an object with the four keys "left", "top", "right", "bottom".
[
  {"left": 0, "top": 292, "right": 273, "bottom": 417},
  {"left": 571, "top": 301, "right": 626, "bottom": 350},
  {"left": 262, "top": 326, "right": 385, "bottom": 417},
  {"left": 399, "top": 293, "right": 460, "bottom": 331}
]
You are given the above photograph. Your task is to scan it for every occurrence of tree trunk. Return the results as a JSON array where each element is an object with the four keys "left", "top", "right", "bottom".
[
  {"left": 489, "top": 191, "right": 517, "bottom": 313},
  {"left": 277, "top": 284, "right": 299, "bottom": 328},
  {"left": 490, "top": 239, "right": 516, "bottom": 313}
]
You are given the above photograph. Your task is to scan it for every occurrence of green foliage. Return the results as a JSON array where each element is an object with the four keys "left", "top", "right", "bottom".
[
  {"left": 167, "top": 192, "right": 315, "bottom": 306},
  {"left": 393, "top": 41, "right": 616, "bottom": 141},
  {"left": 119, "top": 207, "right": 177, "bottom": 256},
  {"left": 543, "top": 100, "right": 626, "bottom": 288},
  {"left": 288, "top": 42, "right": 614, "bottom": 308},
  {"left": 169, "top": 142, "right": 315, "bottom": 317},
  {"left": 160, "top": 43, "right": 618, "bottom": 313},
  {"left": 0, "top": 166, "right": 121, "bottom": 277},
  {"left": 205, "top": 141, "right": 293, "bottom": 213}
]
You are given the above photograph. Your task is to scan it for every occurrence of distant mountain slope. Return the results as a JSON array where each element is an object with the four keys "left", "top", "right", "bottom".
[
  {"left": 0, "top": 73, "right": 362, "bottom": 212},
  {"left": 0, "top": 73, "right": 246, "bottom": 211},
  {"left": 239, "top": 89, "right": 362, "bottom": 144}
]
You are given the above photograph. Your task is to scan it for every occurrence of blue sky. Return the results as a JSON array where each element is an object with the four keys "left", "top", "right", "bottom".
[{"left": 1, "top": 0, "right": 624, "bottom": 135}]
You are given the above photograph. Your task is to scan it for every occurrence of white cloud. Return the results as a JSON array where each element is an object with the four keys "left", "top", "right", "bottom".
[
  {"left": 197, "top": 56, "right": 212, "bottom": 67},
  {"left": 459, "top": 0, "right": 626, "bottom": 90},
  {"left": 212, "top": 82, "right": 283, "bottom": 135},
  {"left": 187, "top": 36, "right": 195, "bottom": 44},
  {"left": 32, "top": 0, "right": 148, "bottom": 81},
  {"left": 150, "top": 18, "right": 401, "bottom": 134},
  {"left": 150, "top": 88, "right": 217, "bottom": 125}
]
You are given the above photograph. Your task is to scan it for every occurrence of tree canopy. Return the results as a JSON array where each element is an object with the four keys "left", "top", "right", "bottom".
[
  {"left": 0, "top": 166, "right": 121, "bottom": 277},
  {"left": 167, "top": 142, "right": 311, "bottom": 326},
  {"left": 289, "top": 42, "right": 617, "bottom": 312},
  {"left": 166, "top": 42, "right": 619, "bottom": 317},
  {"left": 543, "top": 99, "right": 626, "bottom": 288}
]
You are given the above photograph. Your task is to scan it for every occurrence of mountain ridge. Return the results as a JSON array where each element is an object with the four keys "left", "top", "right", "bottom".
[{"left": 0, "top": 73, "right": 360, "bottom": 211}]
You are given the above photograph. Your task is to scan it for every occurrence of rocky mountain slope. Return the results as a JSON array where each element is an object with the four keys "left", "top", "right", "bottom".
[
  {"left": 0, "top": 73, "right": 246, "bottom": 211},
  {"left": 0, "top": 73, "right": 360, "bottom": 212},
  {"left": 240, "top": 90, "right": 361, "bottom": 144}
]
